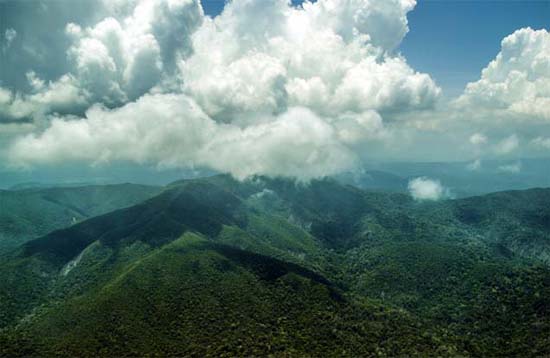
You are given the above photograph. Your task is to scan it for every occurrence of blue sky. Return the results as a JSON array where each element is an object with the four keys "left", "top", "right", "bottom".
[
  {"left": 201, "top": 0, "right": 550, "bottom": 97},
  {"left": 401, "top": 0, "right": 550, "bottom": 97}
]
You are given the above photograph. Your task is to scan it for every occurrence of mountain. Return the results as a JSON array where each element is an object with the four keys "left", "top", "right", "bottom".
[
  {"left": 8, "top": 182, "right": 100, "bottom": 190},
  {"left": 0, "top": 184, "right": 161, "bottom": 252},
  {"left": 335, "top": 170, "right": 408, "bottom": 193},
  {"left": 435, "top": 188, "right": 550, "bottom": 264},
  {"left": 0, "top": 175, "right": 549, "bottom": 356},
  {"left": 1, "top": 233, "right": 458, "bottom": 357}
]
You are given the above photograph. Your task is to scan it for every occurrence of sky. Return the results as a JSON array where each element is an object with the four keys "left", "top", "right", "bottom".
[
  {"left": 401, "top": 0, "right": 550, "bottom": 97},
  {"left": 0, "top": 0, "right": 549, "bottom": 184},
  {"left": 199, "top": 0, "right": 550, "bottom": 96}
]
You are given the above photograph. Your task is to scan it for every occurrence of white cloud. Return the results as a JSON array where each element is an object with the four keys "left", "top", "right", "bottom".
[
  {"left": 457, "top": 28, "right": 550, "bottom": 121},
  {"left": 5, "top": 0, "right": 442, "bottom": 180},
  {"left": 494, "top": 134, "right": 519, "bottom": 155},
  {"left": 9, "top": 1, "right": 550, "bottom": 177},
  {"left": 0, "top": 0, "right": 203, "bottom": 122},
  {"left": 408, "top": 177, "right": 449, "bottom": 201},
  {"left": 26, "top": 71, "right": 45, "bottom": 92},
  {"left": 498, "top": 161, "right": 521, "bottom": 173},
  {"left": 8, "top": 94, "right": 356, "bottom": 180},
  {"left": 3, "top": 28, "right": 17, "bottom": 50},
  {"left": 202, "top": 107, "right": 357, "bottom": 180},
  {"left": 0, "top": 75, "right": 88, "bottom": 122},
  {"left": 531, "top": 136, "right": 550, "bottom": 149},
  {"left": 466, "top": 158, "right": 482, "bottom": 171},
  {"left": 0, "top": 88, "right": 12, "bottom": 105},
  {"left": 469, "top": 133, "right": 488, "bottom": 146},
  {"left": 9, "top": 94, "right": 214, "bottom": 168},
  {"left": 64, "top": 0, "right": 203, "bottom": 104},
  {"left": 303, "top": 0, "right": 417, "bottom": 52},
  {"left": 181, "top": 0, "right": 439, "bottom": 121}
]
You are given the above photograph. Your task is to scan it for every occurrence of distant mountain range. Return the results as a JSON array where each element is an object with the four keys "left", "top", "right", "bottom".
[
  {"left": 0, "top": 175, "right": 549, "bottom": 356},
  {"left": 2, "top": 157, "right": 549, "bottom": 197}
]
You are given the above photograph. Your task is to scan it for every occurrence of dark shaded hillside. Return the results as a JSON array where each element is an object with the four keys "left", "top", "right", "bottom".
[
  {"left": 427, "top": 188, "right": 550, "bottom": 264},
  {"left": 1, "top": 234, "right": 460, "bottom": 357},
  {"left": 1, "top": 175, "right": 550, "bottom": 356},
  {"left": 451, "top": 188, "right": 550, "bottom": 228},
  {"left": 195, "top": 175, "right": 414, "bottom": 249},
  {"left": 22, "top": 181, "right": 246, "bottom": 264},
  {"left": 0, "top": 184, "right": 161, "bottom": 251}
]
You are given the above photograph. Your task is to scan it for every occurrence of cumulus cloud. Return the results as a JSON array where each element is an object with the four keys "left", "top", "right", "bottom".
[
  {"left": 5, "top": 0, "right": 442, "bottom": 180},
  {"left": 9, "top": 93, "right": 213, "bottom": 167},
  {"left": 457, "top": 28, "right": 550, "bottom": 121},
  {"left": 531, "top": 136, "right": 550, "bottom": 149},
  {"left": 0, "top": 0, "right": 203, "bottom": 122},
  {"left": 182, "top": 0, "right": 439, "bottom": 122},
  {"left": 498, "top": 161, "right": 522, "bottom": 173},
  {"left": 469, "top": 133, "right": 488, "bottom": 146},
  {"left": 65, "top": 0, "right": 203, "bottom": 103},
  {"left": 408, "top": 177, "right": 449, "bottom": 201},
  {"left": 466, "top": 158, "right": 482, "bottom": 171},
  {"left": 3, "top": 28, "right": 17, "bottom": 51},
  {"left": 494, "top": 134, "right": 519, "bottom": 155},
  {"left": 9, "top": 94, "right": 356, "bottom": 180},
  {"left": 0, "top": 75, "right": 88, "bottom": 122}
]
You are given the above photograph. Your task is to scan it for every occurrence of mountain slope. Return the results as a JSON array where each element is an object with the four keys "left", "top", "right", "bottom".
[
  {"left": 420, "top": 188, "right": 550, "bottom": 264},
  {"left": 1, "top": 233, "right": 459, "bottom": 357},
  {"left": 0, "top": 184, "right": 161, "bottom": 251}
]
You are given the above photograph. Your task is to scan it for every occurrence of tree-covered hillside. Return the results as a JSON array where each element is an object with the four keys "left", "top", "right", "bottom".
[
  {"left": 0, "top": 175, "right": 549, "bottom": 356},
  {"left": 0, "top": 184, "right": 161, "bottom": 252}
]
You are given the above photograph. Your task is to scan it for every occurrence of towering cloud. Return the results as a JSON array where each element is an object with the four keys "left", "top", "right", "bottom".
[
  {"left": 457, "top": 28, "right": 550, "bottom": 121},
  {"left": 182, "top": 0, "right": 438, "bottom": 121},
  {"left": 66, "top": 0, "right": 203, "bottom": 103},
  {"left": 0, "top": 0, "right": 204, "bottom": 122},
  {"left": 5, "top": 0, "right": 441, "bottom": 180}
]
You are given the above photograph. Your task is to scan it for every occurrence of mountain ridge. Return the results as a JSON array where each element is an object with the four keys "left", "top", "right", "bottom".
[{"left": 0, "top": 184, "right": 161, "bottom": 252}]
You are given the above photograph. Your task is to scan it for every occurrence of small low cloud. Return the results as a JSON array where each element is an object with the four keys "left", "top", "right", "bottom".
[
  {"left": 532, "top": 137, "right": 550, "bottom": 149},
  {"left": 408, "top": 177, "right": 449, "bottom": 201},
  {"left": 494, "top": 134, "right": 519, "bottom": 155},
  {"left": 466, "top": 158, "right": 482, "bottom": 171},
  {"left": 498, "top": 161, "right": 521, "bottom": 173},
  {"left": 3, "top": 28, "right": 17, "bottom": 50},
  {"left": 469, "top": 133, "right": 487, "bottom": 146}
]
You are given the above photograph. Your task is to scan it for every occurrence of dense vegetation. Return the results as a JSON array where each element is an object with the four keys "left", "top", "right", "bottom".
[
  {"left": 0, "top": 175, "right": 549, "bottom": 356},
  {"left": 0, "top": 184, "right": 160, "bottom": 251}
]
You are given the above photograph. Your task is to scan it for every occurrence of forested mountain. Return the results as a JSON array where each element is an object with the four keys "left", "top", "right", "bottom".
[
  {"left": 0, "top": 176, "right": 548, "bottom": 356},
  {"left": 0, "top": 184, "right": 161, "bottom": 252}
]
